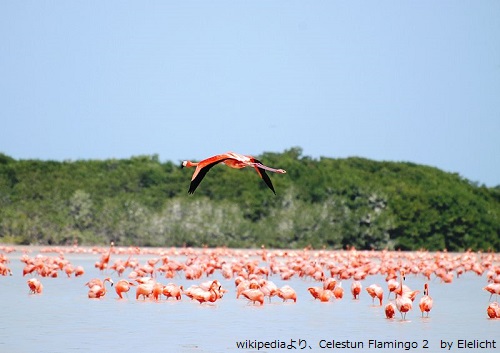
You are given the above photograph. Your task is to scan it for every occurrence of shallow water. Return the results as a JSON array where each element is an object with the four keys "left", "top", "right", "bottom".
[{"left": 0, "top": 249, "right": 498, "bottom": 353}]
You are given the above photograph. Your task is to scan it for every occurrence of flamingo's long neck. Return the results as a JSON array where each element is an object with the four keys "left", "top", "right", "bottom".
[
  {"left": 104, "top": 242, "right": 113, "bottom": 264},
  {"left": 253, "top": 162, "right": 286, "bottom": 174},
  {"left": 397, "top": 271, "right": 405, "bottom": 297},
  {"left": 105, "top": 278, "right": 113, "bottom": 292},
  {"left": 182, "top": 161, "right": 198, "bottom": 168},
  {"left": 208, "top": 282, "right": 219, "bottom": 302}
]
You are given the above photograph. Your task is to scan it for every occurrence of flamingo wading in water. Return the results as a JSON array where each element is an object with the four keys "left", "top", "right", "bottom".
[
  {"left": 182, "top": 152, "right": 286, "bottom": 194},
  {"left": 385, "top": 302, "right": 396, "bottom": 319},
  {"left": 419, "top": 283, "right": 433, "bottom": 318},
  {"left": 395, "top": 271, "right": 413, "bottom": 320}
]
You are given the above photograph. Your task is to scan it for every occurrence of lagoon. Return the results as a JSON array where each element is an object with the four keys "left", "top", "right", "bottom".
[{"left": 0, "top": 247, "right": 498, "bottom": 353}]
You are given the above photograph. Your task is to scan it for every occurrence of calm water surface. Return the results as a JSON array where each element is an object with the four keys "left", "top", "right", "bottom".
[{"left": 0, "top": 248, "right": 498, "bottom": 353}]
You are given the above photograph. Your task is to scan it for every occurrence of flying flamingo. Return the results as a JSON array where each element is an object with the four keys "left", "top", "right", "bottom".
[
  {"left": 419, "top": 283, "right": 433, "bottom": 317},
  {"left": 181, "top": 152, "right": 286, "bottom": 194}
]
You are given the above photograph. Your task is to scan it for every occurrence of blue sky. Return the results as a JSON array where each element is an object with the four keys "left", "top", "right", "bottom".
[{"left": 1, "top": 1, "right": 499, "bottom": 186}]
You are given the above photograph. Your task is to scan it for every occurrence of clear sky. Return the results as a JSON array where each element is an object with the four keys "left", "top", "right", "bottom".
[{"left": 1, "top": 1, "right": 499, "bottom": 186}]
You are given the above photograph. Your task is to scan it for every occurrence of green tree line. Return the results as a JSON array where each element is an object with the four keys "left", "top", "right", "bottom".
[{"left": 0, "top": 148, "right": 498, "bottom": 251}]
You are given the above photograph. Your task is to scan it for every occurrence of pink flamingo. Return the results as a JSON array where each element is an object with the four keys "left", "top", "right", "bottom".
[
  {"left": 27, "top": 278, "right": 43, "bottom": 294},
  {"left": 276, "top": 285, "right": 297, "bottom": 302},
  {"left": 419, "top": 283, "right": 433, "bottom": 317},
  {"left": 240, "top": 289, "right": 265, "bottom": 305},
  {"left": 351, "top": 281, "right": 362, "bottom": 299},
  {"left": 87, "top": 277, "right": 113, "bottom": 299},
  {"left": 182, "top": 152, "right": 286, "bottom": 194},
  {"left": 162, "top": 283, "right": 184, "bottom": 300},
  {"left": 395, "top": 272, "right": 412, "bottom": 320},
  {"left": 333, "top": 282, "right": 344, "bottom": 299},
  {"left": 484, "top": 283, "right": 500, "bottom": 301},
  {"left": 385, "top": 302, "right": 396, "bottom": 319},
  {"left": 185, "top": 280, "right": 223, "bottom": 304},
  {"left": 487, "top": 302, "right": 500, "bottom": 319},
  {"left": 115, "top": 279, "right": 134, "bottom": 299},
  {"left": 366, "top": 284, "right": 384, "bottom": 306}
]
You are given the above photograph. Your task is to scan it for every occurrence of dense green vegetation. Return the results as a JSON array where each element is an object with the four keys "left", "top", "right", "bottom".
[{"left": 0, "top": 148, "right": 498, "bottom": 251}]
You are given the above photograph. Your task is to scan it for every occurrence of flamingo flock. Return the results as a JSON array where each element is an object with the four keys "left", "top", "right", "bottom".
[
  {"left": 19, "top": 251, "right": 85, "bottom": 278},
  {"left": 1, "top": 244, "right": 500, "bottom": 320}
]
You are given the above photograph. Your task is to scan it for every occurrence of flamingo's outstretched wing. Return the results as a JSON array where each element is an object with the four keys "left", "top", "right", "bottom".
[
  {"left": 253, "top": 159, "right": 276, "bottom": 195},
  {"left": 188, "top": 158, "right": 229, "bottom": 194}
]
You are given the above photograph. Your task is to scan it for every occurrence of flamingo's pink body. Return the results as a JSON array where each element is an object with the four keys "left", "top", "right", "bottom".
[
  {"left": 162, "top": 283, "right": 184, "bottom": 300},
  {"left": 182, "top": 152, "right": 286, "bottom": 194},
  {"left": 351, "top": 281, "right": 362, "bottom": 299},
  {"left": 487, "top": 302, "right": 500, "bottom": 318},
  {"left": 136, "top": 282, "right": 155, "bottom": 300},
  {"left": 366, "top": 284, "right": 384, "bottom": 306},
  {"left": 115, "top": 279, "right": 134, "bottom": 299},
  {"left": 395, "top": 271, "right": 413, "bottom": 320},
  {"left": 385, "top": 302, "right": 396, "bottom": 319},
  {"left": 241, "top": 289, "right": 265, "bottom": 305},
  {"left": 276, "top": 285, "right": 297, "bottom": 302},
  {"left": 419, "top": 283, "right": 433, "bottom": 317},
  {"left": 484, "top": 283, "right": 500, "bottom": 301},
  {"left": 333, "top": 283, "right": 344, "bottom": 299},
  {"left": 27, "top": 278, "right": 43, "bottom": 294},
  {"left": 185, "top": 281, "right": 223, "bottom": 304},
  {"left": 87, "top": 277, "right": 113, "bottom": 299}
]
